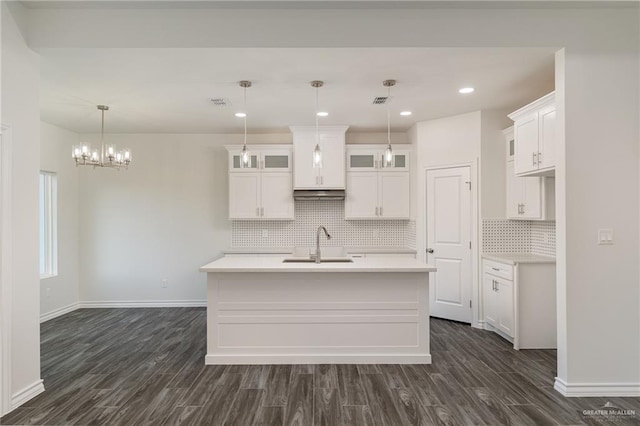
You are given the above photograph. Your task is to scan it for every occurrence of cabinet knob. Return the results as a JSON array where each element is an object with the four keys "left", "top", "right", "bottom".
[{"left": 427, "top": 248, "right": 434, "bottom": 254}]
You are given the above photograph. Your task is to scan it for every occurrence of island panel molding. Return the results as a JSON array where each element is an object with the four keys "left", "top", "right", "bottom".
[{"left": 201, "top": 257, "right": 433, "bottom": 364}]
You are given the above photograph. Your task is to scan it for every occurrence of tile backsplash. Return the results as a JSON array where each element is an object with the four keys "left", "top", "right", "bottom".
[
  {"left": 482, "top": 219, "right": 556, "bottom": 257},
  {"left": 231, "top": 200, "right": 416, "bottom": 249}
]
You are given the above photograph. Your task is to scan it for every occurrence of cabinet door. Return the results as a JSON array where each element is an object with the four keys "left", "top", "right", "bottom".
[
  {"left": 483, "top": 274, "right": 498, "bottom": 327},
  {"left": 378, "top": 172, "right": 410, "bottom": 219},
  {"left": 261, "top": 172, "right": 294, "bottom": 219},
  {"left": 318, "top": 132, "right": 345, "bottom": 189},
  {"left": 229, "top": 173, "right": 260, "bottom": 219},
  {"left": 521, "top": 176, "right": 542, "bottom": 219},
  {"left": 261, "top": 149, "right": 292, "bottom": 172},
  {"left": 379, "top": 150, "right": 410, "bottom": 172},
  {"left": 496, "top": 277, "right": 515, "bottom": 338},
  {"left": 538, "top": 105, "right": 556, "bottom": 170},
  {"left": 345, "top": 172, "right": 378, "bottom": 219},
  {"left": 293, "top": 133, "right": 320, "bottom": 189},
  {"left": 514, "top": 114, "right": 539, "bottom": 175},
  {"left": 229, "top": 150, "right": 259, "bottom": 172},
  {"left": 347, "top": 150, "right": 378, "bottom": 171},
  {"left": 506, "top": 161, "right": 523, "bottom": 219}
]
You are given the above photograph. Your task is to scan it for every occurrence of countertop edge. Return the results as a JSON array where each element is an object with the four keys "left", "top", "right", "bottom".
[{"left": 482, "top": 252, "right": 556, "bottom": 265}]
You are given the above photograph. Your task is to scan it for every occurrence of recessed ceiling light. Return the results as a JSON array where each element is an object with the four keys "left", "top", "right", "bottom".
[
  {"left": 400, "top": 111, "right": 412, "bottom": 116},
  {"left": 459, "top": 87, "right": 475, "bottom": 94},
  {"left": 317, "top": 111, "right": 329, "bottom": 117},
  {"left": 234, "top": 112, "right": 247, "bottom": 118}
]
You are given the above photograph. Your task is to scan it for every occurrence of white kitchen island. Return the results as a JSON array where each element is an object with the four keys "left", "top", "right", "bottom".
[{"left": 200, "top": 256, "right": 435, "bottom": 365}]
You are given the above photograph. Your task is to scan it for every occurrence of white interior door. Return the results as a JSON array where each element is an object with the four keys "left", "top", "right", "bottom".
[{"left": 426, "top": 166, "right": 472, "bottom": 323}]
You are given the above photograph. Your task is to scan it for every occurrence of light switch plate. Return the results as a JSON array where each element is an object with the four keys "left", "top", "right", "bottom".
[{"left": 598, "top": 229, "right": 614, "bottom": 245}]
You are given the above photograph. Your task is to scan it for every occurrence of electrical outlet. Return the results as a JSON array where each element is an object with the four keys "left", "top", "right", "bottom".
[
  {"left": 161, "top": 279, "right": 168, "bottom": 288},
  {"left": 598, "top": 229, "right": 614, "bottom": 245},
  {"left": 46, "top": 287, "right": 51, "bottom": 299},
  {"left": 262, "top": 229, "right": 269, "bottom": 238}
]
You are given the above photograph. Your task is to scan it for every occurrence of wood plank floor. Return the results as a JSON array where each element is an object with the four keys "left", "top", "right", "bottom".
[{"left": 1, "top": 308, "right": 639, "bottom": 425}]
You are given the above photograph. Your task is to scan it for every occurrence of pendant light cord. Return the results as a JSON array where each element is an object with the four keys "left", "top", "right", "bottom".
[
  {"left": 100, "top": 107, "right": 105, "bottom": 163},
  {"left": 243, "top": 86, "right": 247, "bottom": 148},
  {"left": 387, "top": 84, "right": 391, "bottom": 147},
  {"left": 315, "top": 86, "right": 319, "bottom": 144}
]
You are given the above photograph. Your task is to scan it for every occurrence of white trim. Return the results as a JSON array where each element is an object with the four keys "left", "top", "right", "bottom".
[
  {"left": 79, "top": 300, "right": 207, "bottom": 308},
  {"left": 0, "top": 124, "right": 13, "bottom": 417},
  {"left": 554, "top": 378, "right": 640, "bottom": 397},
  {"left": 10, "top": 380, "right": 44, "bottom": 410},
  {"left": 40, "top": 300, "right": 208, "bottom": 323},
  {"left": 40, "top": 302, "right": 80, "bottom": 323},
  {"left": 206, "top": 353, "right": 431, "bottom": 365}
]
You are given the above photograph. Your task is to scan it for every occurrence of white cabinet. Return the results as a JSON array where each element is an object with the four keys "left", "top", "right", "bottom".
[
  {"left": 228, "top": 147, "right": 291, "bottom": 172},
  {"left": 482, "top": 257, "right": 556, "bottom": 350},
  {"left": 290, "top": 126, "right": 348, "bottom": 189},
  {"left": 347, "top": 149, "right": 410, "bottom": 172},
  {"left": 227, "top": 145, "right": 294, "bottom": 220},
  {"left": 345, "top": 145, "right": 411, "bottom": 220},
  {"left": 508, "top": 92, "right": 555, "bottom": 176},
  {"left": 504, "top": 128, "right": 555, "bottom": 221}
]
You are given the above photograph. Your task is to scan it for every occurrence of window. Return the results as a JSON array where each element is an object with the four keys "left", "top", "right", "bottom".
[{"left": 39, "top": 171, "right": 57, "bottom": 278}]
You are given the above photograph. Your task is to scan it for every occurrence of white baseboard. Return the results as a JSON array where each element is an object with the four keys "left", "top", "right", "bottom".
[
  {"left": 79, "top": 300, "right": 207, "bottom": 308},
  {"left": 554, "top": 377, "right": 640, "bottom": 397},
  {"left": 205, "top": 353, "right": 432, "bottom": 365},
  {"left": 40, "top": 300, "right": 206, "bottom": 322},
  {"left": 40, "top": 302, "right": 80, "bottom": 323},
  {"left": 11, "top": 380, "right": 44, "bottom": 409}
]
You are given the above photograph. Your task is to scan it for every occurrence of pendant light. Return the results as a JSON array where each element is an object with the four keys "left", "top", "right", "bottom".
[
  {"left": 237, "top": 80, "right": 252, "bottom": 168},
  {"left": 72, "top": 105, "right": 132, "bottom": 169},
  {"left": 311, "top": 80, "right": 324, "bottom": 169},
  {"left": 383, "top": 79, "right": 396, "bottom": 168}
]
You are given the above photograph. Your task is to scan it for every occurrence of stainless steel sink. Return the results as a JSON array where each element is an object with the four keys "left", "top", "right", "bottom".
[{"left": 282, "top": 258, "right": 353, "bottom": 263}]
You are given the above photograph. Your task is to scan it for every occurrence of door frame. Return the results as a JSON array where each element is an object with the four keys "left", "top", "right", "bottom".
[
  {"left": 0, "top": 124, "right": 13, "bottom": 416},
  {"left": 424, "top": 161, "right": 479, "bottom": 327}
]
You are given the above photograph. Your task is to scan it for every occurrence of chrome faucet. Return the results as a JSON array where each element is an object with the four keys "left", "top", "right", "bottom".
[{"left": 315, "top": 226, "right": 331, "bottom": 263}]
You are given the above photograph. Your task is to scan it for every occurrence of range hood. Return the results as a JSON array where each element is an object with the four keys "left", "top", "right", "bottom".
[{"left": 293, "top": 189, "right": 345, "bottom": 201}]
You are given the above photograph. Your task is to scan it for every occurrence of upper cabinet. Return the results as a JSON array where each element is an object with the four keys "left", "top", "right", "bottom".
[
  {"left": 290, "top": 126, "right": 348, "bottom": 190},
  {"left": 508, "top": 92, "right": 556, "bottom": 177},
  {"left": 346, "top": 149, "right": 409, "bottom": 172},
  {"left": 345, "top": 145, "right": 411, "bottom": 220},
  {"left": 503, "top": 128, "right": 555, "bottom": 221},
  {"left": 229, "top": 147, "right": 291, "bottom": 172},
  {"left": 226, "top": 145, "right": 294, "bottom": 220}
]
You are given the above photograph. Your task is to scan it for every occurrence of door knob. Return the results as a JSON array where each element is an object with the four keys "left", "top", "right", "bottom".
[{"left": 427, "top": 248, "right": 434, "bottom": 254}]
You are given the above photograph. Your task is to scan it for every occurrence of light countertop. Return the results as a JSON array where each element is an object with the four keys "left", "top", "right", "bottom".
[
  {"left": 482, "top": 253, "right": 556, "bottom": 265},
  {"left": 223, "top": 247, "right": 417, "bottom": 255},
  {"left": 201, "top": 255, "right": 435, "bottom": 273}
]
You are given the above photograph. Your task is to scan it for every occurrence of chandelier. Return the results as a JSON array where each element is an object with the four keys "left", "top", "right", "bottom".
[{"left": 72, "top": 105, "right": 131, "bottom": 169}]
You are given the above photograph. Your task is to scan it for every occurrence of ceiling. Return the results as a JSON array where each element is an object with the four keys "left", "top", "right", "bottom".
[{"left": 40, "top": 47, "right": 555, "bottom": 133}]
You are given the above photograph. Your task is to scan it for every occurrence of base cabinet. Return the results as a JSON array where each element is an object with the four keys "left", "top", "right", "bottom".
[{"left": 482, "top": 258, "right": 556, "bottom": 349}]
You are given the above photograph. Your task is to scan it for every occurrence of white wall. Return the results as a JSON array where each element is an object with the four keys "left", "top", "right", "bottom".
[
  {"left": 480, "top": 109, "right": 512, "bottom": 219},
  {"left": 39, "top": 122, "right": 80, "bottom": 319},
  {"left": 1, "top": 1, "right": 43, "bottom": 413}
]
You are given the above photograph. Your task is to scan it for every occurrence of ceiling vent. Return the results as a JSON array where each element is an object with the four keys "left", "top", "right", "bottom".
[
  {"left": 210, "top": 98, "right": 231, "bottom": 107},
  {"left": 372, "top": 96, "right": 392, "bottom": 105}
]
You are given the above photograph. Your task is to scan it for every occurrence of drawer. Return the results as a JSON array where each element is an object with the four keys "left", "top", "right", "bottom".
[{"left": 483, "top": 259, "right": 514, "bottom": 281}]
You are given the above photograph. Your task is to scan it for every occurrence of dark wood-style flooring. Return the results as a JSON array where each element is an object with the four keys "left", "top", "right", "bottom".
[{"left": 1, "top": 308, "right": 639, "bottom": 425}]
